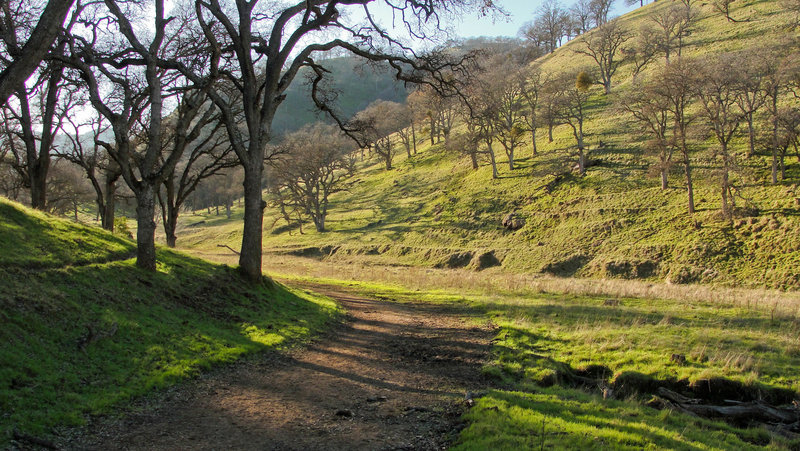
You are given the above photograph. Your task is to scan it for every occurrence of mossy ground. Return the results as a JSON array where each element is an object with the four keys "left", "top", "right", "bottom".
[{"left": 0, "top": 199, "right": 340, "bottom": 446}]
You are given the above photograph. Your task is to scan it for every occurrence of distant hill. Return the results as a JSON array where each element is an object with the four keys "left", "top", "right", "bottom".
[{"left": 271, "top": 57, "right": 409, "bottom": 135}]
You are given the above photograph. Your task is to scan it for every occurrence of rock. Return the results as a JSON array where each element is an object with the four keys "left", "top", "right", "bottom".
[
  {"left": 501, "top": 213, "right": 525, "bottom": 231},
  {"left": 334, "top": 409, "right": 354, "bottom": 418}
]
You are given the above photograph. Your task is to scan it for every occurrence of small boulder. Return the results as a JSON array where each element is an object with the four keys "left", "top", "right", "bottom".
[{"left": 501, "top": 213, "right": 525, "bottom": 231}]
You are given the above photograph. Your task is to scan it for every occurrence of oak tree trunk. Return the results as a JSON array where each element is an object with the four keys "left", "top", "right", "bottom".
[{"left": 135, "top": 182, "right": 157, "bottom": 271}]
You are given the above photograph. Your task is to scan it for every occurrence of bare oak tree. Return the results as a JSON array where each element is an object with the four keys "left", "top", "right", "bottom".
[{"left": 574, "top": 18, "right": 630, "bottom": 94}]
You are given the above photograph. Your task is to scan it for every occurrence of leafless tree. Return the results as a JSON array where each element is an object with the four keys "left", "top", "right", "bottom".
[
  {"left": 518, "top": 65, "right": 547, "bottom": 157},
  {"left": 157, "top": 91, "right": 236, "bottom": 248},
  {"left": 652, "top": 59, "right": 697, "bottom": 213},
  {"left": 547, "top": 70, "right": 593, "bottom": 176},
  {"left": 622, "top": 25, "right": 660, "bottom": 82},
  {"left": 482, "top": 55, "right": 526, "bottom": 170},
  {"left": 763, "top": 47, "right": 800, "bottom": 184},
  {"left": 590, "top": 0, "right": 615, "bottom": 27},
  {"left": 60, "top": 113, "right": 121, "bottom": 231},
  {"left": 574, "top": 18, "right": 630, "bottom": 94},
  {"left": 731, "top": 49, "right": 769, "bottom": 158},
  {"left": 69, "top": 0, "right": 192, "bottom": 270},
  {"left": 617, "top": 78, "right": 673, "bottom": 190},
  {"left": 713, "top": 0, "right": 743, "bottom": 23},
  {"left": 268, "top": 124, "right": 355, "bottom": 233},
  {"left": 0, "top": 0, "right": 76, "bottom": 105},
  {"left": 694, "top": 54, "right": 744, "bottom": 219},
  {"left": 650, "top": 3, "right": 696, "bottom": 62},
  {"left": 570, "top": 0, "right": 594, "bottom": 35},
  {"left": 0, "top": 2, "right": 85, "bottom": 211},
  {"left": 354, "top": 100, "right": 409, "bottom": 171}
]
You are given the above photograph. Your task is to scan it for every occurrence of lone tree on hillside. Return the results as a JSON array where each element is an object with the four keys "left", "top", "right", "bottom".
[
  {"left": 267, "top": 124, "right": 355, "bottom": 233},
  {"left": 574, "top": 18, "right": 630, "bottom": 94},
  {"left": 547, "top": 70, "right": 594, "bottom": 176},
  {"left": 694, "top": 54, "right": 744, "bottom": 219}
]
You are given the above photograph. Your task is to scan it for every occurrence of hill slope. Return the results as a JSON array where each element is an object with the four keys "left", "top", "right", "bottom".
[
  {"left": 180, "top": 0, "right": 799, "bottom": 290},
  {"left": 0, "top": 198, "right": 339, "bottom": 447}
]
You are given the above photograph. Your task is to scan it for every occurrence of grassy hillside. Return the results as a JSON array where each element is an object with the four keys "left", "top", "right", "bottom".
[
  {"left": 177, "top": 0, "right": 800, "bottom": 291},
  {"left": 0, "top": 198, "right": 340, "bottom": 447}
]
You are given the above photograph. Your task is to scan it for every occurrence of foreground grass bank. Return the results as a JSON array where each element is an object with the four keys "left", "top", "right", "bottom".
[
  {"left": 268, "top": 265, "right": 800, "bottom": 449},
  {"left": 0, "top": 199, "right": 340, "bottom": 447}
]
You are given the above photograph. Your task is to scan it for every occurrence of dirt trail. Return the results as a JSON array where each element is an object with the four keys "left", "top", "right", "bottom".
[{"left": 72, "top": 284, "right": 494, "bottom": 450}]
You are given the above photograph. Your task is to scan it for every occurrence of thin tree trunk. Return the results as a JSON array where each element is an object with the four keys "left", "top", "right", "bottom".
[
  {"left": 746, "top": 113, "right": 755, "bottom": 158},
  {"left": 531, "top": 128, "right": 538, "bottom": 156},
  {"left": 661, "top": 168, "right": 668, "bottom": 190},
  {"left": 411, "top": 121, "right": 417, "bottom": 155},
  {"left": 470, "top": 152, "right": 478, "bottom": 170},
  {"left": 771, "top": 93, "right": 779, "bottom": 184},
  {"left": 487, "top": 143, "right": 498, "bottom": 179},
  {"left": 684, "top": 156, "right": 695, "bottom": 214}
]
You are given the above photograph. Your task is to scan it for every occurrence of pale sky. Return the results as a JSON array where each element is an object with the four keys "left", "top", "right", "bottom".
[{"left": 449, "top": 0, "right": 639, "bottom": 39}]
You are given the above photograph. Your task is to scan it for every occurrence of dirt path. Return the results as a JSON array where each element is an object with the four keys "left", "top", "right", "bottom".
[{"left": 72, "top": 284, "right": 494, "bottom": 450}]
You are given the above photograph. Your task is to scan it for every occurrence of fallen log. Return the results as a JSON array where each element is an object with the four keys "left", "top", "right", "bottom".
[{"left": 656, "top": 387, "right": 800, "bottom": 424}]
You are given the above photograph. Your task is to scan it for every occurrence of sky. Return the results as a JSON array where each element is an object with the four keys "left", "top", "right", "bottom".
[{"left": 447, "top": 0, "right": 639, "bottom": 39}]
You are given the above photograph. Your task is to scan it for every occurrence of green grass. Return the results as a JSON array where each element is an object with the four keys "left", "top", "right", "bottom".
[
  {"left": 0, "top": 198, "right": 341, "bottom": 446},
  {"left": 270, "top": 273, "right": 800, "bottom": 449}
]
